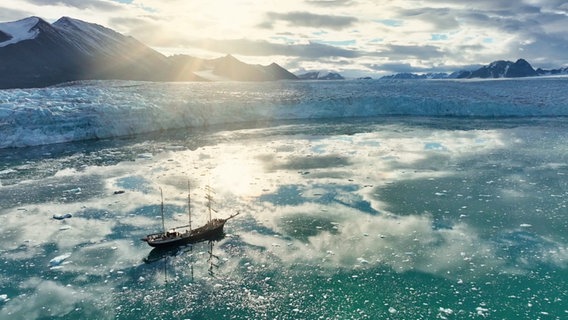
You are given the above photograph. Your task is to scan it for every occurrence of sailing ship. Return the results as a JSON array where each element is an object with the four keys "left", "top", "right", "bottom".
[{"left": 142, "top": 183, "right": 240, "bottom": 248}]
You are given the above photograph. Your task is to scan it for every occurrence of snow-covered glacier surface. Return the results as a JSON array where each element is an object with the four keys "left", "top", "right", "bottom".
[{"left": 1, "top": 77, "right": 568, "bottom": 148}]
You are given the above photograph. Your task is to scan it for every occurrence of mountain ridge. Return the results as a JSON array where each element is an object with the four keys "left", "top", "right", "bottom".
[
  {"left": 382, "top": 58, "right": 568, "bottom": 80},
  {"left": 2, "top": 16, "right": 567, "bottom": 88},
  {"left": 0, "top": 16, "right": 297, "bottom": 89}
]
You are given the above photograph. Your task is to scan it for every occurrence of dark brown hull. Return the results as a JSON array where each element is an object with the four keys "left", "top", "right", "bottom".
[{"left": 142, "top": 219, "right": 226, "bottom": 248}]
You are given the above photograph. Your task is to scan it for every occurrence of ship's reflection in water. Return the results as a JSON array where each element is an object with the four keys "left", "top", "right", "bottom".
[{"left": 144, "top": 236, "right": 225, "bottom": 282}]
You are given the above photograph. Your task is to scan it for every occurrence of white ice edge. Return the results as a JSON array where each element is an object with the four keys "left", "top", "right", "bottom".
[{"left": 1, "top": 78, "right": 568, "bottom": 148}]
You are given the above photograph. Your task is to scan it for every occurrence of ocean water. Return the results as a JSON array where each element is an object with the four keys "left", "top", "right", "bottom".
[{"left": 0, "top": 80, "right": 567, "bottom": 319}]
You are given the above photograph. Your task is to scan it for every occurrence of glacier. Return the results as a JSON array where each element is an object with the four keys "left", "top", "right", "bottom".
[{"left": 1, "top": 77, "right": 568, "bottom": 148}]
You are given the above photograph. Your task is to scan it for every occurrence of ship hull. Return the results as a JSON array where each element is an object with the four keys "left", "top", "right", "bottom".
[{"left": 142, "top": 219, "right": 226, "bottom": 248}]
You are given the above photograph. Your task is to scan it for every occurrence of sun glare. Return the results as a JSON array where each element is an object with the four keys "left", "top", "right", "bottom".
[{"left": 209, "top": 156, "right": 262, "bottom": 198}]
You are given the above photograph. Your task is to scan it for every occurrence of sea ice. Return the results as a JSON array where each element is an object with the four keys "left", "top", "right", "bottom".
[
  {"left": 49, "top": 253, "right": 71, "bottom": 267},
  {"left": 2, "top": 78, "right": 568, "bottom": 148},
  {"left": 53, "top": 213, "right": 73, "bottom": 220}
]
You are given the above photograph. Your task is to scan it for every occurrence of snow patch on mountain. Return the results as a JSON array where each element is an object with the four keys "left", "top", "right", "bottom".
[
  {"left": 53, "top": 16, "right": 131, "bottom": 55},
  {"left": 0, "top": 17, "right": 40, "bottom": 48}
]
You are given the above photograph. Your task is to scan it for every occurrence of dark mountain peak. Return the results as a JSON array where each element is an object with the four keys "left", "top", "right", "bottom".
[
  {"left": 54, "top": 16, "right": 119, "bottom": 37},
  {"left": 265, "top": 62, "right": 298, "bottom": 80},
  {"left": 467, "top": 58, "right": 536, "bottom": 78},
  {"left": 54, "top": 16, "right": 74, "bottom": 25},
  {"left": 319, "top": 72, "right": 344, "bottom": 80},
  {"left": 508, "top": 58, "right": 537, "bottom": 77},
  {"left": 28, "top": 16, "right": 56, "bottom": 33},
  {"left": 0, "top": 16, "right": 298, "bottom": 88},
  {"left": 213, "top": 54, "right": 282, "bottom": 81},
  {"left": 515, "top": 58, "right": 530, "bottom": 65}
]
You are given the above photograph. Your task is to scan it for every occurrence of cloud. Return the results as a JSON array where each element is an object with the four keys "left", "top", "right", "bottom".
[
  {"left": 263, "top": 11, "right": 358, "bottom": 30},
  {"left": 396, "top": 7, "right": 460, "bottom": 31},
  {"left": 23, "top": 0, "right": 121, "bottom": 11},
  {"left": 305, "top": 0, "right": 355, "bottom": 6},
  {"left": 0, "top": 7, "right": 31, "bottom": 22},
  {"left": 381, "top": 44, "right": 445, "bottom": 60},
  {"left": 187, "top": 38, "right": 362, "bottom": 59},
  {"left": 3, "top": 0, "right": 568, "bottom": 75}
]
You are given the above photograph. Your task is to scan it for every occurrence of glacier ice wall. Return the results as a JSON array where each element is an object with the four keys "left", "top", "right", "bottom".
[{"left": 1, "top": 78, "right": 568, "bottom": 148}]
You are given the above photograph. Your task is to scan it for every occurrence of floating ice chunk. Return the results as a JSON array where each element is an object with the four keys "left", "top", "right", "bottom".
[
  {"left": 59, "top": 225, "right": 71, "bottom": 230},
  {"left": 439, "top": 307, "right": 453, "bottom": 315},
  {"left": 476, "top": 306, "right": 489, "bottom": 317},
  {"left": 357, "top": 257, "right": 369, "bottom": 264},
  {"left": 424, "top": 142, "right": 446, "bottom": 151},
  {"left": 520, "top": 223, "right": 532, "bottom": 228},
  {"left": 388, "top": 306, "right": 397, "bottom": 314},
  {"left": 0, "top": 169, "right": 17, "bottom": 175},
  {"left": 53, "top": 213, "right": 73, "bottom": 220},
  {"left": 63, "top": 187, "right": 82, "bottom": 194},
  {"left": 0, "top": 294, "right": 8, "bottom": 302},
  {"left": 49, "top": 253, "right": 71, "bottom": 267}
]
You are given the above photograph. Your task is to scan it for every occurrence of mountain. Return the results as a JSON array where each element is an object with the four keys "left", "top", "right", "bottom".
[
  {"left": 381, "top": 59, "right": 554, "bottom": 80},
  {"left": 210, "top": 55, "right": 297, "bottom": 81},
  {"left": 460, "top": 59, "right": 537, "bottom": 78},
  {"left": 0, "top": 16, "right": 184, "bottom": 88},
  {"left": 297, "top": 71, "right": 345, "bottom": 80},
  {"left": 536, "top": 66, "right": 568, "bottom": 76},
  {"left": 168, "top": 54, "right": 297, "bottom": 81},
  {"left": 0, "top": 16, "right": 296, "bottom": 89},
  {"left": 381, "top": 72, "right": 449, "bottom": 80}
]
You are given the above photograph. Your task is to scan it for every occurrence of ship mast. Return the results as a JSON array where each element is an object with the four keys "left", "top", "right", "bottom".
[
  {"left": 188, "top": 180, "right": 192, "bottom": 232},
  {"left": 205, "top": 185, "right": 215, "bottom": 223},
  {"left": 160, "top": 188, "right": 165, "bottom": 233}
]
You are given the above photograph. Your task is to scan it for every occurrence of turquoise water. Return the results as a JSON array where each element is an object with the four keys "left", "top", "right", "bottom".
[{"left": 0, "top": 117, "right": 566, "bottom": 319}]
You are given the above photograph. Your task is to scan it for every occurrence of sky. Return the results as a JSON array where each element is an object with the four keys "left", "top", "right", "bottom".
[{"left": 1, "top": 0, "right": 568, "bottom": 77}]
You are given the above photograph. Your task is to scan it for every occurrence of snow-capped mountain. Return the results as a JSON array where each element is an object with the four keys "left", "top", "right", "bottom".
[
  {"left": 381, "top": 72, "right": 450, "bottom": 80},
  {"left": 536, "top": 66, "right": 568, "bottom": 76},
  {"left": 0, "top": 16, "right": 178, "bottom": 88},
  {"left": 0, "top": 16, "right": 296, "bottom": 89},
  {"left": 381, "top": 59, "right": 563, "bottom": 80},
  {"left": 0, "top": 16, "right": 41, "bottom": 47},
  {"left": 297, "top": 71, "right": 345, "bottom": 80}
]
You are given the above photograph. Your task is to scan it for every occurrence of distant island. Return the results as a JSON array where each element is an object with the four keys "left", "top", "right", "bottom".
[
  {"left": 381, "top": 58, "right": 568, "bottom": 80},
  {"left": 1, "top": 16, "right": 567, "bottom": 89}
]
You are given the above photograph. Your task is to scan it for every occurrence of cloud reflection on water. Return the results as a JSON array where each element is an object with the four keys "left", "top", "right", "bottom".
[{"left": 1, "top": 119, "right": 567, "bottom": 318}]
